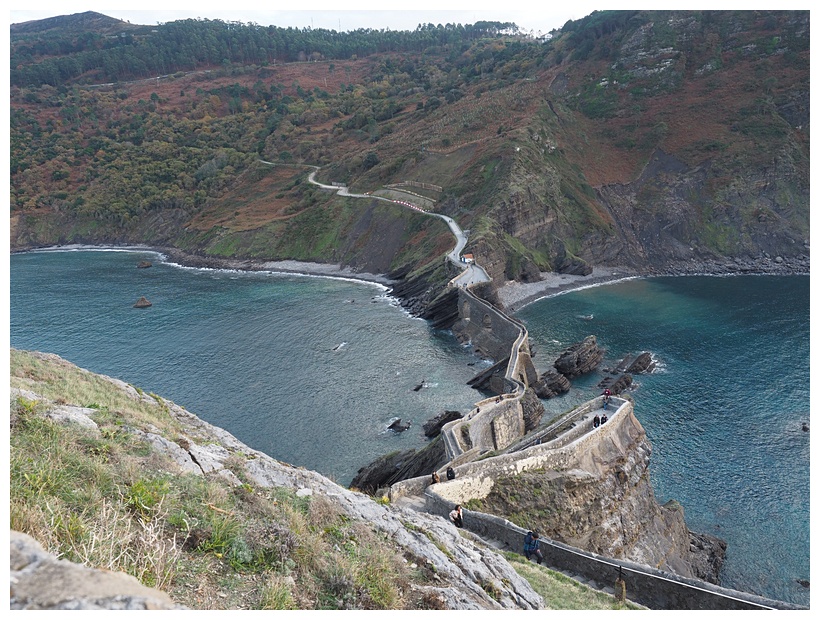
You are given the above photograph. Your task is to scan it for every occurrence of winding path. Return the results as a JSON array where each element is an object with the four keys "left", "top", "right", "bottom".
[{"left": 300, "top": 165, "right": 490, "bottom": 284}]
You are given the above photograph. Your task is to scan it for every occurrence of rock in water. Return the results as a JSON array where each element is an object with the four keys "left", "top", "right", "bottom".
[
  {"left": 137, "top": 261, "right": 152, "bottom": 268},
  {"left": 533, "top": 369, "right": 571, "bottom": 399},
  {"left": 388, "top": 418, "right": 410, "bottom": 432},
  {"left": 553, "top": 335, "right": 603, "bottom": 378},
  {"left": 626, "top": 352, "right": 654, "bottom": 374},
  {"left": 133, "top": 296, "right": 152, "bottom": 308}
]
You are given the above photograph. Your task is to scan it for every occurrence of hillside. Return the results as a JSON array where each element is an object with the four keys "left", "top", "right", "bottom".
[
  {"left": 9, "top": 348, "right": 642, "bottom": 610},
  {"left": 9, "top": 10, "right": 810, "bottom": 309}
]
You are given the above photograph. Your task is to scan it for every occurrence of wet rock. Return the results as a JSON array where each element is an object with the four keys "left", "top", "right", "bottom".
[
  {"left": 388, "top": 418, "right": 411, "bottom": 432},
  {"left": 133, "top": 296, "right": 152, "bottom": 308},
  {"left": 626, "top": 352, "right": 654, "bottom": 374},
  {"left": 533, "top": 369, "right": 571, "bottom": 399},
  {"left": 605, "top": 374, "right": 633, "bottom": 395},
  {"left": 553, "top": 335, "right": 603, "bottom": 378},
  {"left": 137, "top": 261, "right": 152, "bottom": 268},
  {"left": 423, "top": 410, "right": 463, "bottom": 438},
  {"left": 688, "top": 531, "right": 728, "bottom": 584}
]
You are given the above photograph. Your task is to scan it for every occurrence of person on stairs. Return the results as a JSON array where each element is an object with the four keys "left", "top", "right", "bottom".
[{"left": 523, "top": 530, "right": 544, "bottom": 564}]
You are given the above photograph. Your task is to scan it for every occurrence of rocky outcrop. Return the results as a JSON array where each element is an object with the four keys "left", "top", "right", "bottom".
[
  {"left": 532, "top": 369, "right": 571, "bottom": 399},
  {"left": 520, "top": 388, "right": 545, "bottom": 432},
  {"left": 10, "top": 355, "right": 543, "bottom": 610},
  {"left": 10, "top": 530, "right": 184, "bottom": 610},
  {"left": 626, "top": 352, "right": 654, "bottom": 374},
  {"left": 601, "top": 373, "right": 633, "bottom": 395},
  {"left": 553, "top": 240, "right": 593, "bottom": 276},
  {"left": 423, "top": 410, "right": 464, "bottom": 438},
  {"left": 470, "top": 406, "right": 725, "bottom": 583},
  {"left": 388, "top": 418, "right": 411, "bottom": 432},
  {"left": 553, "top": 335, "right": 603, "bottom": 378},
  {"left": 133, "top": 296, "right": 152, "bottom": 308},
  {"left": 350, "top": 436, "right": 449, "bottom": 494},
  {"left": 137, "top": 261, "right": 152, "bottom": 268},
  {"left": 688, "top": 530, "right": 728, "bottom": 584}
]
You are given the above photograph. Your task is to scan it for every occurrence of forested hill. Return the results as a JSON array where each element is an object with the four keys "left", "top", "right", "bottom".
[
  {"left": 11, "top": 13, "right": 521, "bottom": 87},
  {"left": 10, "top": 10, "right": 810, "bottom": 299}
]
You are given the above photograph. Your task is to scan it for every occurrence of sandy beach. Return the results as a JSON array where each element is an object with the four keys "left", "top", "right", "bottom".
[{"left": 495, "top": 266, "right": 641, "bottom": 312}]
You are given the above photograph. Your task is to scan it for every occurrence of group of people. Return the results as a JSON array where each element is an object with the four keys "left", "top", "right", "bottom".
[
  {"left": 431, "top": 467, "right": 456, "bottom": 485},
  {"left": 434, "top": 470, "right": 546, "bottom": 566},
  {"left": 593, "top": 389, "right": 611, "bottom": 428}
]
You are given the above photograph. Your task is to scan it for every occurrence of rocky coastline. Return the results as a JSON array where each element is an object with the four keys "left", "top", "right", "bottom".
[{"left": 12, "top": 244, "right": 808, "bottom": 315}]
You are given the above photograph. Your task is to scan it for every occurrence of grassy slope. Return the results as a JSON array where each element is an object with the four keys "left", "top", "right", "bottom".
[{"left": 10, "top": 348, "right": 638, "bottom": 610}]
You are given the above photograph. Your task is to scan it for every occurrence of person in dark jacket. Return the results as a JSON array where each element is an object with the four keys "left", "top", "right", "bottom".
[
  {"left": 523, "top": 530, "right": 543, "bottom": 564},
  {"left": 446, "top": 466, "right": 456, "bottom": 480}
]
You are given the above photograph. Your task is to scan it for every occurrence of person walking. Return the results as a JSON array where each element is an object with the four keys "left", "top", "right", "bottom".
[
  {"left": 523, "top": 530, "right": 544, "bottom": 564},
  {"left": 449, "top": 505, "right": 464, "bottom": 528}
]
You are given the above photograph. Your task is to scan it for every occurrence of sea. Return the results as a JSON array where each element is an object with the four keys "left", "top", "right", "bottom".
[{"left": 8, "top": 248, "right": 810, "bottom": 607}]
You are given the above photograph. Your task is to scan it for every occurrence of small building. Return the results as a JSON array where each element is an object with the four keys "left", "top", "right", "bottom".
[{"left": 462, "top": 253, "right": 475, "bottom": 264}]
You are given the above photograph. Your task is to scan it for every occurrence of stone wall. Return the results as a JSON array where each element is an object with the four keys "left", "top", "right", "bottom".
[
  {"left": 418, "top": 502, "right": 798, "bottom": 610},
  {"left": 452, "top": 289, "right": 527, "bottom": 364}
]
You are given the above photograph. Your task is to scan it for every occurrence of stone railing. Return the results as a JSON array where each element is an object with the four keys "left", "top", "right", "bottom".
[{"left": 418, "top": 496, "right": 800, "bottom": 611}]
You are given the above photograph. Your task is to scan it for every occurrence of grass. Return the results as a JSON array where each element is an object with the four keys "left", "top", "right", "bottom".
[
  {"left": 503, "top": 552, "right": 644, "bottom": 610},
  {"left": 10, "top": 347, "right": 650, "bottom": 610},
  {"left": 8, "top": 349, "right": 417, "bottom": 610}
]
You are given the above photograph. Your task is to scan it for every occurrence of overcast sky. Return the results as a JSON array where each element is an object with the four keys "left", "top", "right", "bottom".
[{"left": 9, "top": 1, "right": 787, "bottom": 37}]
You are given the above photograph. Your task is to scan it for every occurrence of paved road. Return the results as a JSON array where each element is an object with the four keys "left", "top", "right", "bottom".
[{"left": 301, "top": 167, "right": 490, "bottom": 285}]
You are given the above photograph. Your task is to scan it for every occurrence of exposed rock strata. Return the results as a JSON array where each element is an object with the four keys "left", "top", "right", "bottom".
[
  {"left": 626, "top": 352, "right": 655, "bottom": 374},
  {"left": 519, "top": 388, "right": 545, "bottom": 432},
  {"left": 423, "top": 410, "right": 464, "bottom": 438},
  {"left": 532, "top": 369, "right": 571, "bottom": 399},
  {"left": 350, "top": 436, "right": 449, "bottom": 495},
  {"left": 10, "top": 356, "right": 543, "bottom": 610},
  {"left": 553, "top": 335, "right": 604, "bottom": 378},
  {"left": 470, "top": 406, "right": 726, "bottom": 584}
]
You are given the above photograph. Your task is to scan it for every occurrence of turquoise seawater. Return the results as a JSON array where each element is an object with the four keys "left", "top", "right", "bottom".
[
  {"left": 517, "top": 275, "right": 810, "bottom": 606},
  {"left": 9, "top": 249, "right": 485, "bottom": 485},
  {"left": 9, "top": 250, "right": 809, "bottom": 606}
]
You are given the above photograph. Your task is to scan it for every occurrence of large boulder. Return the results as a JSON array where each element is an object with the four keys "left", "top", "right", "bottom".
[
  {"left": 553, "top": 335, "right": 603, "bottom": 378},
  {"left": 10, "top": 531, "right": 183, "bottom": 610},
  {"left": 605, "top": 374, "right": 633, "bottom": 395},
  {"left": 532, "top": 369, "right": 571, "bottom": 399},
  {"left": 626, "top": 352, "right": 655, "bottom": 374},
  {"left": 688, "top": 530, "right": 728, "bottom": 584}
]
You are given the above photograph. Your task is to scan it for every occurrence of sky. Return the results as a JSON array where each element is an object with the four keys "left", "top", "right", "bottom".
[
  {"left": 9, "top": 1, "right": 793, "bottom": 37},
  {"left": 8, "top": 2, "right": 612, "bottom": 36}
]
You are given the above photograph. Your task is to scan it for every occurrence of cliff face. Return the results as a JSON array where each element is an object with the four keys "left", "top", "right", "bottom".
[{"left": 467, "top": 406, "right": 718, "bottom": 582}]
